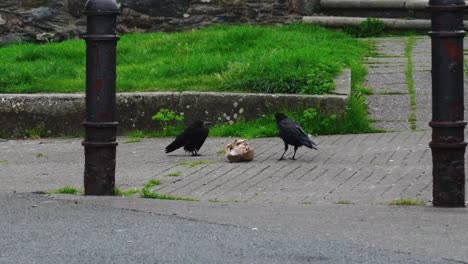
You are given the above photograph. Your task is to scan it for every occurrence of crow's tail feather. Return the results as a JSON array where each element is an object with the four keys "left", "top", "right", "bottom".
[
  {"left": 301, "top": 137, "right": 318, "bottom": 150},
  {"left": 165, "top": 139, "right": 184, "bottom": 153}
]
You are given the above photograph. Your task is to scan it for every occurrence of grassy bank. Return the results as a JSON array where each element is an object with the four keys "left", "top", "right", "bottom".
[{"left": 0, "top": 24, "right": 370, "bottom": 94}]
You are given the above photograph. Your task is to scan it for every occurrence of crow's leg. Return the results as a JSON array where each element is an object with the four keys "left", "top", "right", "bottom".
[
  {"left": 291, "top": 146, "right": 299, "bottom": 160},
  {"left": 191, "top": 150, "right": 200, "bottom": 156},
  {"left": 279, "top": 143, "right": 288, "bottom": 160}
]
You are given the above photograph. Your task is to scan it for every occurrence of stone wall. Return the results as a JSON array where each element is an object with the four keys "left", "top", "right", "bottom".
[{"left": 0, "top": 0, "right": 313, "bottom": 45}]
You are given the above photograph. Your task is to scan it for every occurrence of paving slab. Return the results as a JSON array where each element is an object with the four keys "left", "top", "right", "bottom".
[
  {"left": 412, "top": 71, "right": 431, "bottom": 83},
  {"left": 366, "top": 73, "right": 407, "bottom": 86},
  {"left": 415, "top": 93, "right": 431, "bottom": 107},
  {"left": 416, "top": 121, "right": 431, "bottom": 130},
  {"left": 413, "top": 66, "right": 431, "bottom": 72},
  {"left": 367, "top": 84, "right": 408, "bottom": 94},
  {"left": 366, "top": 94, "right": 411, "bottom": 122},
  {"left": 365, "top": 57, "right": 407, "bottom": 64},
  {"left": 364, "top": 36, "right": 468, "bottom": 131},
  {"left": 413, "top": 82, "right": 432, "bottom": 94},
  {"left": 365, "top": 65, "right": 406, "bottom": 74}
]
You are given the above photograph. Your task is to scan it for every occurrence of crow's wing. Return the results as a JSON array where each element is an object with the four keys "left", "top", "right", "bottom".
[
  {"left": 298, "top": 127, "right": 317, "bottom": 149},
  {"left": 183, "top": 127, "right": 209, "bottom": 151},
  {"left": 279, "top": 118, "right": 317, "bottom": 149}
]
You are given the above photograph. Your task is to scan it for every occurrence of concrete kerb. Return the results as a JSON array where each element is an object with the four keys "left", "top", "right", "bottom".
[
  {"left": 303, "top": 16, "right": 468, "bottom": 31},
  {"left": 0, "top": 69, "right": 351, "bottom": 138},
  {"left": 320, "top": 0, "right": 428, "bottom": 10}
]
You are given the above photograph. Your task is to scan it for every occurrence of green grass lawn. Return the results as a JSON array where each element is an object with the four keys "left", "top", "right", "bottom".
[{"left": 0, "top": 24, "right": 370, "bottom": 94}]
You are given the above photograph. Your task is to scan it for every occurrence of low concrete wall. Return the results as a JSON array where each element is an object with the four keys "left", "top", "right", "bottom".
[
  {"left": 0, "top": 92, "right": 347, "bottom": 138},
  {"left": 0, "top": 70, "right": 351, "bottom": 138}
]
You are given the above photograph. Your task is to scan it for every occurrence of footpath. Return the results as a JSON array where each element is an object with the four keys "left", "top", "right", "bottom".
[{"left": 1, "top": 36, "right": 468, "bottom": 263}]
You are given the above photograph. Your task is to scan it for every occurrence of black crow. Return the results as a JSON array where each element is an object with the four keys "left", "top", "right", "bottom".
[
  {"left": 165, "top": 121, "right": 212, "bottom": 156},
  {"left": 274, "top": 112, "right": 317, "bottom": 160}
]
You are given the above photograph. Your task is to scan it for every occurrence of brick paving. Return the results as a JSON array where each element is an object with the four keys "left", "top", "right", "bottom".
[{"left": 0, "top": 131, "right": 440, "bottom": 205}]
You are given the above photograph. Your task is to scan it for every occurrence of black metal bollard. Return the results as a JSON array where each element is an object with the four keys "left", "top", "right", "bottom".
[
  {"left": 428, "top": 0, "right": 466, "bottom": 207},
  {"left": 81, "top": 0, "right": 120, "bottom": 195}
]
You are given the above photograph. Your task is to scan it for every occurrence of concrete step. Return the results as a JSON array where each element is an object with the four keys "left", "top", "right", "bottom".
[
  {"left": 314, "top": 0, "right": 468, "bottom": 19},
  {"left": 303, "top": 15, "right": 468, "bottom": 31}
]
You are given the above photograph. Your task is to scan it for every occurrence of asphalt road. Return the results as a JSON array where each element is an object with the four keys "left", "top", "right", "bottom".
[{"left": 0, "top": 193, "right": 465, "bottom": 264}]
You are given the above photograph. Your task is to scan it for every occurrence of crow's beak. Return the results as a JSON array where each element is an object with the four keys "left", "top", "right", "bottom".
[{"left": 203, "top": 121, "right": 213, "bottom": 126}]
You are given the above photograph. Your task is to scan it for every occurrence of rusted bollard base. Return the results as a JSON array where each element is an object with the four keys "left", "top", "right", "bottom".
[
  {"left": 83, "top": 145, "right": 117, "bottom": 195},
  {"left": 430, "top": 145, "right": 466, "bottom": 207}
]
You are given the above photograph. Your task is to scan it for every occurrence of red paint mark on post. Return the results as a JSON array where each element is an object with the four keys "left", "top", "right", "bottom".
[
  {"left": 99, "top": 113, "right": 110, "bottom": 119},
  {"left": 448, "top": 101, "right": 464, "bottom": 121},
  {"left": 93, "top": 47, "right": 100, "bottom": 66},
  {"left": 95, "top": 79, "right": 103, "bottom": 90},
  {"left": 442, "top": 42, "right": 463, "bottom": 61}
]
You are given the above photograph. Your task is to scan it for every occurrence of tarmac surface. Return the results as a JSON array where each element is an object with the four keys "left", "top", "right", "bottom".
[{"left": 2, "top": 36, "right": 468, "bottom": 263}]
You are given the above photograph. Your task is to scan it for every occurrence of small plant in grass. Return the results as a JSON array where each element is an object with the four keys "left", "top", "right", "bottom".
[
  {"left": 140, "top": 179, "right": 197, "bottom": 201},
  {"left": 0, "top": 160, "right": 8, "bottom": 165},
  {"left": 176, "top": 160, "right": 215, "bottom": 169},
  {"left": 114, "top": 187, "right": 140, "bottom": 196},
  {"left": 343, "top": 26, "right": 360, "bottom": 38},
  {"left": 303, "top": 201, "right": 314, "bottom": 205},
  {"left": 166, "top": 171, "right": 182, "bottom": 177},
  {"left": 389, "top": 198, "right": 425, "bottom": 206},
  {"left": 24, "top": 123, "right": 50, "bottom": 139},
  {"left": 152, "top": 109, "right": 184, "bottom": 137},
  {"left": 359, "top": 18, "right": 385, "bottom": 37},
  {"left": 49, "top": 186, "right": 80, "bottom": 194},
  {"left": 300, "top": 108, "right": 337, "bottom": 136},
  {"left": 336, "top": 200, "right": 353, "bottom": 205},
  {"left": 359, "top": 87, "right": 374, "bottom": 95},
  {"left": 344, "top": 18, "right": 385, "bottom": 38},
  {"left": 176, "top": 161, "right": 189, "bottom": 167},
  {"left": 35, "top": 152, "right": 45, "bottom": 157},
  {"left": 124, "top": 137, "right": 141, "bottom": 144},
  {"left": 144, "top": 178, "right": 161, "bottom": 189},
  {"left": 126, "top": 130, "right": 145, "bottom": 138},
  {"left": 301, "top": 63, "right": 337, "bottom": 95},
  {"left": 140, "top": 190, "right": 198, "bottom": 201}
]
